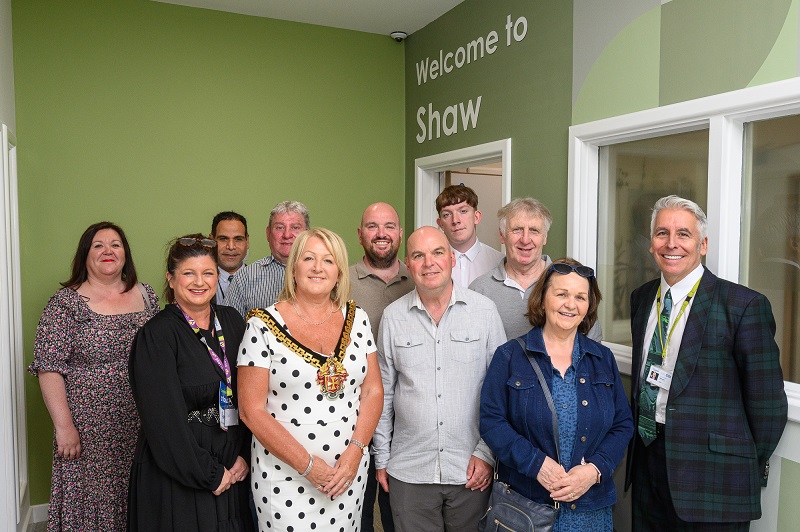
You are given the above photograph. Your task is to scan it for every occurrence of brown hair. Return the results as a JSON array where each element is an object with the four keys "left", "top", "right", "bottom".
[
  {"left": 61, "top": 222, "right": 138, "bottom": 292},
  {"left": 435, "top": 184, "right": 479, "bottom": 214},
  {"left": 163, "top": 233, "right": 219, "bottom": 303},
  {"left": 527, "top": 257, "right": 602, "bottom": 335}
]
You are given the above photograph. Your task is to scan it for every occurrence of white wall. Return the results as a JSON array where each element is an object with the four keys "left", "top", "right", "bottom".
[{"left": 0, "top": 0, "right": 16, "bottom": 131}]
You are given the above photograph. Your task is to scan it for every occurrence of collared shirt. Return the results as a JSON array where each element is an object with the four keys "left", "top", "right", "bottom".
[
  {"left": 348, "top": 259, "right": 415, "bottom": 341},
  {"left": 451, "top": 239, "right": 504, "bottom": 288},
  {"left": 374, "top": 283, "right": 507, "bottom": 485},
  {"left": 639, "top": 263, "right": 705, "bottom": 423},
  {"left": 224, "top": 255, "right": 286, "bottom": 318},
  {"left": 215, "top": 266, "right": 240, "bottom": 305},
  {"left": 470, "top": 256, "right": 603, "bottom": 342}
]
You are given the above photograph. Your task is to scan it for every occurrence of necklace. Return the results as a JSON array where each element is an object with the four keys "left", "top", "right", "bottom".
[{"left": 291, "top": 301, "right": 334, "bottom": 325}]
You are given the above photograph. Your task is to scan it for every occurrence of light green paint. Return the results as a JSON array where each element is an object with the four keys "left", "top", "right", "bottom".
[
  {"left": 660, "top": 0, "right": 792, "bottom": 105},
  {"left": 778, "top": 458, "right": 800, "bottom": 530},
  {"left": 572, "top": 8, "right": 661, "bottom": 124},
  {"left": 13, "top": 0, "right": 404, "bottom": 504},
  {"left": 749, "top": 0, "right": 799, "bottom": 86}
]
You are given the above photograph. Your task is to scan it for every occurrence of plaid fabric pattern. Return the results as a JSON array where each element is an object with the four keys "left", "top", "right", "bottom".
[
  {"left": 224, "top": 255, "right": 286, "bottom": 318},
  {"left": 638, "top": 289, "right": 671, "bottom": 445},
  {"left": 627, "top": 269, "right": 787, "bottom": 523}
]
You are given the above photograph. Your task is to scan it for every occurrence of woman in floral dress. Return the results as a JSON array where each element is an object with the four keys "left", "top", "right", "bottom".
[{"left": 29, "top": 222, "right": 158, "bottom": 531}]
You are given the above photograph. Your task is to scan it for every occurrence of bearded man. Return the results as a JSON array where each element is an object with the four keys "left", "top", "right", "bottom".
[{"left": 349, "top": 202, "right": 415, "bottom": 532}]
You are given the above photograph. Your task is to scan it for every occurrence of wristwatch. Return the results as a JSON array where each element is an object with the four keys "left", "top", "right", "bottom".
[{"left": 350, "top": 439, "right": 369, "bottom": 456}]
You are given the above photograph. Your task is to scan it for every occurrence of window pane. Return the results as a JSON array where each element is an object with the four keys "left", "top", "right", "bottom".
[
  {"left": 741, "top": 115, "right": 800, "bottom": 382},
  {"left": 597, "top": 130, "right": 709, "bottom": 346}
]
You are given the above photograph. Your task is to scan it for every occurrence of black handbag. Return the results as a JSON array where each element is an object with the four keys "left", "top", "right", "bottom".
[
  {"left": 480, "top": 480, "right": 558, "bottom": 532},
  {"left": 478, "top": 338, "right": 561, "bottom": 532}
]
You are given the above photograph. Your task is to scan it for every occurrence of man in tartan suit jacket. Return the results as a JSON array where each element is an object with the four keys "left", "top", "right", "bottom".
[{"left": 626, "top": 195, "right": 787, "bottom": 530}]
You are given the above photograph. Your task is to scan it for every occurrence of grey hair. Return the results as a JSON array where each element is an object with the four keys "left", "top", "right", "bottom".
[
  {"left": 269, "top": 200, "right": 310, "bottom": 229},
  {"left": 498, "top": 198, "right": 553, "bottom": 236},
  {"left": 650, "top": 195, "right": 707, "bottom": 240}
]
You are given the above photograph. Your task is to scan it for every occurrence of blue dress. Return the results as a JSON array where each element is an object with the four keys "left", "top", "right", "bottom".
[{"left": 551, "top": 341, "right": 612, "bottom": 532}]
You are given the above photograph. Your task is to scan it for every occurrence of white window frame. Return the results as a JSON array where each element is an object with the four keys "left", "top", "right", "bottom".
[{"left": 567, "top": 77, "right": 800, "bottom": 422}]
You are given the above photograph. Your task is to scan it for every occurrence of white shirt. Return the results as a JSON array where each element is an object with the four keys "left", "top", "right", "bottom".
[
  {"left": 450, "top": 239, "right": 504, "bottom": 288},
  {"left": 640, "top": 264, "right": 705, "bottom": 423}
]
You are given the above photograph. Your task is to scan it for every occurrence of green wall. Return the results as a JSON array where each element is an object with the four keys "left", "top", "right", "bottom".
[
  {"left": 573, "top": 0, "right": 798, "bottom": 123},
  {"left": 13, "top": 0, "right": 404, "bottom": 504},
  {"left": 404, "top": 0, "right": 574, "bottom": 259}
]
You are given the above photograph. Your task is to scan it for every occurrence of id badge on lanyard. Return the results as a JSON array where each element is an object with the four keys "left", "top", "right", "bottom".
[
  {"left": 177, "top": 304, "right": 239, "bottom": 431},
  {"left": 219, "top": 382, "right": 239, "bottom": 430}
]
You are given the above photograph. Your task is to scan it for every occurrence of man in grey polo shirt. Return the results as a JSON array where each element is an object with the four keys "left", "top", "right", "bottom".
[
  {"left": 349, "top": 202, "right": 414, "bottom": 532},
  {"left": 374, "top": 226, "right": 506, "bottom": 532},
  {"left": 225, "top": 200, "right": 309, "bottom": 317},
  {"left": 470, "top": 197, "right": 602, "bottom": 341}
]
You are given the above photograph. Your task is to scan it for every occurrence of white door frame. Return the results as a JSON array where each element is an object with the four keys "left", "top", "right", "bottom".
[
  {"left": 414, "top": 138, "right": 512, "bottom": 229},
  {"left": 0, "top": 123, "right": 29, "bottom": 531}
]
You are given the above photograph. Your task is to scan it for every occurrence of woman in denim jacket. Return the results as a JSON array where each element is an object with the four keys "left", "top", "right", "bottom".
[{"left": 480, "top": 258, "right": 633, "bottom": 531}]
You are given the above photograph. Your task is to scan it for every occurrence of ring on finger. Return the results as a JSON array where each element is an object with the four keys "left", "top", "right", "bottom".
[{"left": 345, "top": 480, "right": 351, "bottom": 487}]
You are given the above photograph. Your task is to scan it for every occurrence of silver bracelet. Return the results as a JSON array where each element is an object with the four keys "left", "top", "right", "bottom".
[{"left": 300, "top": 454, "right": 314, "bottom": 477}]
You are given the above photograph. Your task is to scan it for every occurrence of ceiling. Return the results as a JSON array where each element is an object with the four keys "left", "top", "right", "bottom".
[{"left": 153, "top": 0, "right": 465, "bottom": 36}]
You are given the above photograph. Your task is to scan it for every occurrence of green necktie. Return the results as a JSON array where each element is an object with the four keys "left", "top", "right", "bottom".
[{"left": 638, "top": 289, "right": 672, "bottom": 446}]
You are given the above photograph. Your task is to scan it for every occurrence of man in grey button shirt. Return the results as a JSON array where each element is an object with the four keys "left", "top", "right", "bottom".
[
  {"left": 373, "top": 226, "right": 506, "bottom": 532},
  {"left": 470, "top": 197, "right": 602, "bottom": 341},
  {"left": 350, "top": 202, "right": 414, "bottom": 532}
]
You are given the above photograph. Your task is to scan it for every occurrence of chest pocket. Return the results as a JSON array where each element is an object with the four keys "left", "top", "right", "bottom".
[
  {"left": 505, "top": 376, "right": 539, "bottom": 427},
  {"left": 393, "top": 335, "right": 426, "bottom": 369},
  {"left": 450, "top": 329, "right": 482, "bottom": 362},
  {"left": 585, "top": 370, "right": 615, "bottom": 418}
]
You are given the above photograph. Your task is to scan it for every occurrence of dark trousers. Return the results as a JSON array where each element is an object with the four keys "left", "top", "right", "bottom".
[
  {"left": 387, "top": 475, "right": 490, "bottom": 532},
  {"left": 361, "top": 453, "right": 395, "bottom": 532},
  {"left": 631, "top": 428, "right": 750, "bottom": 532}
]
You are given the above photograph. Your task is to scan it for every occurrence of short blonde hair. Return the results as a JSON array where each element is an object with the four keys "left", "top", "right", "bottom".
[{"left": 280, "top": 228, "right": 351, "bottom": 308}]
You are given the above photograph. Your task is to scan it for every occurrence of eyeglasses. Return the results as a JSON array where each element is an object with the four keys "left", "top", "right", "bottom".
[
  {"left": 178, "top": 237, "right": 217, "bottom": 248},
  {"left": 548, "top": 262, "right": 595, "bottom": 279}
]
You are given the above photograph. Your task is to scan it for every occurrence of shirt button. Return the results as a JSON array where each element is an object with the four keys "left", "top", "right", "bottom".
[
  {"left": 582, "top": 400, "right": 588, "bottom": 406},
  {"left": 439, "top": 422, "right": 443, "bottom": 425},
  {"left": 581, "top": 436, "right": 587, "bottom": 442},
  {"left": 406, "top": 342, "right": 410, "bottom": 346},
  {"left": 579, "top": 378, "right": 585, "bottom": 384},
  {"left": 571, "top": 504, "right": 577, "bottom": 510},
  {"left": 437, "top": 394, "right": 441, "bottom": 398},
  {"left": 515, "top": 381, "right": 521, "bottom": 386},
  {"left": 437, "top": 367, "right": 441, "bottom": 370}
]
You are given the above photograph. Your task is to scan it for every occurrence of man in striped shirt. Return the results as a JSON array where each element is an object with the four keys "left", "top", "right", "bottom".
[{"left": 225, "top": 200, "right": 309, "bottom": 317}]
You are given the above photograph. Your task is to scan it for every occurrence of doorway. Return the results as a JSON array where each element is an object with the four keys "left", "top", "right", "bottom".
[
  {"left": 443, "top": 163, "right": 503, "bottom": 250},
  {"left": 413, "top": 138, "right": 512, "bottom": 246}
]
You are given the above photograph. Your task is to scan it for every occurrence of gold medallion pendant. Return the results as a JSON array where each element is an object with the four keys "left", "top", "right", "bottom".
[{"left": 317, "top": 358, "right": 348, "bottom": 400}]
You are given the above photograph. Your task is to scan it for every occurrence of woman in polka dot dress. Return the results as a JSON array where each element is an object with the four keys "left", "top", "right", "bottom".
[{"left": 238, "top": 228, "right": 384, "bottom": 532}]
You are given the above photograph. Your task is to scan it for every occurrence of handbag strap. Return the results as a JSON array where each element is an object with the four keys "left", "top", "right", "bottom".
[{"left": 516, "top": 337, "right": 560, "bottom": 465}]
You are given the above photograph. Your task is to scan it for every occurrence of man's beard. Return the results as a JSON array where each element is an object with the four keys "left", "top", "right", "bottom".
[{"left": 365, "top": 244, "right": 398, "bottom": 269}]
